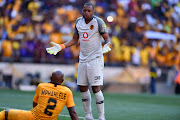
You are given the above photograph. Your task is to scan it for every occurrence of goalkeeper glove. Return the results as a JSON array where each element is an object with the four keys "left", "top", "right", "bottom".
[
  {"left": 102, "top": 42, "right": 111, "bottom": 54},
  {"left": 46, "top": 42, "right": 65, "bottom": 55}
]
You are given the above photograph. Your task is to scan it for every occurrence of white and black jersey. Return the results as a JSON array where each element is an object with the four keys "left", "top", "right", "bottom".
[{"left": 74, "top": 16, "right": 108, "bottom": 62}]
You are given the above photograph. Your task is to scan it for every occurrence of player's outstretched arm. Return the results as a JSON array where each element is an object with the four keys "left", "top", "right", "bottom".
[
  {"left": 46, "top": 34, "right": 79, "bottom": 55},
  {"left": 68, "top": 107, "right": 79, "bottom": 120},
  {"left": 64, "top": 34, "right": 79, "bottom": 48},
  {"left": 102, "top": 33, "right": 111, "bottom": 54}
]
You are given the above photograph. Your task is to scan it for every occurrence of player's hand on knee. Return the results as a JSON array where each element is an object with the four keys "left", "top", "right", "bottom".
[
  {"left": 46, "top": 42, "right": 65, "bottom": 55},
  {"left": 102, "top": 42, "right": 111, "bottom": 54}
]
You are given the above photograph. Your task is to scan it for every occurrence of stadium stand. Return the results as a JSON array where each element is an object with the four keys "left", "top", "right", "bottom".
[{"left": 0, "top": 0, "right": 180, "bottom": 94}]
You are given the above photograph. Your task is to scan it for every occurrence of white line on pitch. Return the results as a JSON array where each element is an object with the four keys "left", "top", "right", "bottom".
[{"left": 0, "top": 107, "right": 98, "bottom": 120}]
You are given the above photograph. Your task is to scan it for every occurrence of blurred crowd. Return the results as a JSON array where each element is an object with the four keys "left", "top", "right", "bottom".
[{"left": 0, "top": 0, "right": 180, "bottom": 70}]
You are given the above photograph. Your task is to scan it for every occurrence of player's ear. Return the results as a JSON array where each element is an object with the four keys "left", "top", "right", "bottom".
[{"left": 62, "top": 78, "right": 64, "bottom": 83}]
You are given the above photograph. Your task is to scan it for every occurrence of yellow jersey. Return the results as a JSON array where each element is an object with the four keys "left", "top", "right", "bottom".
[{"left": 31, "top": 82, "right": 75, "bottom": 120}]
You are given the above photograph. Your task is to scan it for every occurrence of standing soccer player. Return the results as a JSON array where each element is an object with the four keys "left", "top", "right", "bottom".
[{"left": 46, "top": 2, "right": 111, "bottom": 120}]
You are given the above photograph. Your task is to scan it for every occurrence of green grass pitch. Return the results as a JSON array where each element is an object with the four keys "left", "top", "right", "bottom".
[{"left": 0, "top": 89, "right": 180, "bottom": 120}]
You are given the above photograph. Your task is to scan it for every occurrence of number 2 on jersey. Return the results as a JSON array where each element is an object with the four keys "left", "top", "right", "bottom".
[{"left": 44, "top": 98, "right": 57, "bottom": 116}]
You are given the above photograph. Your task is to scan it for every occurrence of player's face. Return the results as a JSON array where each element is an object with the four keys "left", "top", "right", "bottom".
[{"left": 82, "top": 5, "right": 94, "bottom": 20}]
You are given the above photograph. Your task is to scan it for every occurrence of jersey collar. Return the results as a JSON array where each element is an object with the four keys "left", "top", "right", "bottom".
[{"left": 49, "top": 81, "right": 61, "bottom": 87}]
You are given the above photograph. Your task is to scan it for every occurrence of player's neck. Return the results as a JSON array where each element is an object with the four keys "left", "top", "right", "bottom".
[
  {"left": 85, "top": 18, "right": 93, "bottom": 24},
  {"left": 49, "top": 81, "right": 61, "bottom": 85}
]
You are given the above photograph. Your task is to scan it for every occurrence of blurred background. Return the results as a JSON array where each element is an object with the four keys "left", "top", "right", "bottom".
[{"left": 0, "top": 0, "right": 180, "bottom": 95}]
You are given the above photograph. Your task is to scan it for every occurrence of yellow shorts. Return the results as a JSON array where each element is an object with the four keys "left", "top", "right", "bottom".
[{"left": 7, "top": 109, "right": 34, "bottom": 120}]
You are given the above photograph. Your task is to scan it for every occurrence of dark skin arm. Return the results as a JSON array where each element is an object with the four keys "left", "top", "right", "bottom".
[
  {"left": 68, "top": 107, "right": 79, "bottom": 120},
  {"left": 102, "top": 33, "right": 111, "bottom": 43},
  {"left": 33, "top": 101, "right": 37, "bottom": 108},
  {"left": 64, "top": 34, "right": 79, "bottom": 48}
]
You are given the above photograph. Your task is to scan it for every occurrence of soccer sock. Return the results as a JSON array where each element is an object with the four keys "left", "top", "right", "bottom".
[
  {"left": 0, "top": 110, "right": 5, "bottom": 120},
  {"left": 81, "top": 90, "right": 93, "bottom": 117},
  {"left": 94, "top": 90, "right": 105, "bottom": 119}
]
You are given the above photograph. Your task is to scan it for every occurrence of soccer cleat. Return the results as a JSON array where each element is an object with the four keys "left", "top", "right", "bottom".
[
  {"left": 84, "top": 117, "right": 94, "bottom": 120},
  {"left": 98, "top": 118, "right": 106, "bottom": 120},
  {"left": 84, "top": 113, "right": 94, "bottom": 120},
  {"left": 98, "top": 114, "right": 106, "bottom": 120}
]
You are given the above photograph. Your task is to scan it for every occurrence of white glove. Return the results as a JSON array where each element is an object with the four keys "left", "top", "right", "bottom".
[
  {"left": 102, "top": 42, "right": 111, "bottom": 54},
  {"left": 46, "top": 42, "right": 65, "bottom": 55}
]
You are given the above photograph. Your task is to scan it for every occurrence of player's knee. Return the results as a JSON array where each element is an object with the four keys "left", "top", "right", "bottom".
[
  {"left": 92, "top": 86, "right": 101, "bottom": 93},
  {"left": 79, "top": 85, "right": 89, "bottom": 92}
]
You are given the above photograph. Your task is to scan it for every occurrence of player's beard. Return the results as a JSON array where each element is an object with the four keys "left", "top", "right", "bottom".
[{"left": 83, "top": 15, "right": 93, "bottom": 21}]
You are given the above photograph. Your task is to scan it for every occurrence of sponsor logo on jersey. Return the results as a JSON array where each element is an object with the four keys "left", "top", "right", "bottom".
[
  {"left": 90, "top": 25, "right": 94, "bottom": 30},
  {"left": 82, "top": 39, "right": 90, "bottom": 41},
  {"left": 83, "top": 32, "right": 88, "bottom": 38}
]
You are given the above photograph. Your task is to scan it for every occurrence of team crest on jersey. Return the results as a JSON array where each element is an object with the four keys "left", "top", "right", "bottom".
[{"left": 90, "top": 25, "right": 94, "bottom": 30}]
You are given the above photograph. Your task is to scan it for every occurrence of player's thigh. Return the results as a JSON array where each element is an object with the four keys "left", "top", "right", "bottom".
[
  {"left": 87, "top": 56, "right": 104, "bottom": 86},
  {"left": 77, "top": 62, "right": 88, "bottom": 85},
  {"left": 18, "top": 111, "right": 34, "bottom": 120},
  {"left": 7, "top": 109, "right": 34, "bottom": 120}
]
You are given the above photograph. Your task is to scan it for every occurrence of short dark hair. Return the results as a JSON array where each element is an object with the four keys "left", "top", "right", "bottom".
[{"left": 84, "top": 2, "right": 94, "bottom": 10}]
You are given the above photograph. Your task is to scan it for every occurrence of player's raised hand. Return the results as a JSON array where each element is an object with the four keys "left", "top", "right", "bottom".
[
  {"left": 102, "top": 42, "right": 111, "bottom": 54},
  {"left": 46, "top": 42, "right": 65, "bottom": 55}
]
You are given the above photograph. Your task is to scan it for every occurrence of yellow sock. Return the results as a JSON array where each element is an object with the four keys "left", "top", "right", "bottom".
[{"left": 0, "top": 110, "right": 5, "bottom": 120}]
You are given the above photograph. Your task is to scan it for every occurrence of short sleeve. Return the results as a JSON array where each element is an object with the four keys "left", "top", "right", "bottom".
[
  {"left": 73, "top": 17, "right": 81, "bottom": 35},
  {"left": 33, "top": 84, "right": 41, "bottom": 103},
  {"left": 66, "top": 89, "right": 75, "bottom": 108},
  {"left": 96, "top": 16, "right": 108, "bottom": 35},
  {"left": 73, "top": 26, "right": 78, "bottom": 35}
]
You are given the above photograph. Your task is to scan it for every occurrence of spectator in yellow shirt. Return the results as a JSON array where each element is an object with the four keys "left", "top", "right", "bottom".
[{"left": 1, "top": 39, "right": 12, "bottom": 58}]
